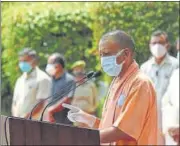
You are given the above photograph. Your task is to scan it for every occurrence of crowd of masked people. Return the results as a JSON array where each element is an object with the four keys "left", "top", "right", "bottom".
[
  {"left": 11, "top": 52, "right": 100, "bottom": 123},
  {"left": 11, "top": 30, "right": 179, "bottom": 145}
]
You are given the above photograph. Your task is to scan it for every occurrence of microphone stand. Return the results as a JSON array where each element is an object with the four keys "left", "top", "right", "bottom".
[{"left": 29, "top": 71, "right": 94, "bottom": 120}]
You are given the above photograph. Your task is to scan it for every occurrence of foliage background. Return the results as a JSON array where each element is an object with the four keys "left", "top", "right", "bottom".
[{"left": 1, "top": 2, "right": 179, "bottom": 116}]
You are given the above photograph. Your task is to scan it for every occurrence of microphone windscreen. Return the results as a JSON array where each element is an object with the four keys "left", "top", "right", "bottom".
[
  {"left": 86, "top": 71, "right": 94, "bottom": 78},
  {"left": 93, "top": 71, "right": 102, "bottom": 78}
]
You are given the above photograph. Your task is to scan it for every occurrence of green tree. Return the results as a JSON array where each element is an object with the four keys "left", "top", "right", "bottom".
[
  {"left": 1, "top": 2, "right": 96, "bottom": 114},
  {"left": 1, "top": 2, "right": 179, "bottom": 116},
  {"left": 90, "top": 2, "right": 179, "bottom": 65}
]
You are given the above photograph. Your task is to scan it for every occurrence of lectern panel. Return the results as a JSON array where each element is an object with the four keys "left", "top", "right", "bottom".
[{"left": 1, "top": 115, "right": 100, "bottom": 145}]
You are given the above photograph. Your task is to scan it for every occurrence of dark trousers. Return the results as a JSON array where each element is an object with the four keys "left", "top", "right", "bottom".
[{"left": 53, "top": 108, "right": 72, "bottom": 125}]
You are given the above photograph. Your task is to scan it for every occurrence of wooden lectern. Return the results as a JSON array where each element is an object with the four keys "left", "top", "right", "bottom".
[{"left": 0, "top": 115, "right": 100, "bottom": 145}]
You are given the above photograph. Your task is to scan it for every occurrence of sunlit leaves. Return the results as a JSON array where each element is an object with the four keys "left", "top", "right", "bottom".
[
  {"left": 90, "top": 2, "right": 179, "bottom": 65},
  {"left": 1, "top": 2, "right": 179, "bottom": 115}
]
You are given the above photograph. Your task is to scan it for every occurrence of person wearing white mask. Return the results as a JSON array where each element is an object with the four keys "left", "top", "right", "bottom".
[
  {"left": 44, "top": 53, "right": 76, "bottom": 124},
  {"left": 140, "top": 31, "right": 179, "bottom": 144}
]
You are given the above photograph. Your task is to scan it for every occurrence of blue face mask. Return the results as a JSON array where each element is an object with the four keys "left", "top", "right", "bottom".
[
  {"left": 19, "top": 61, "right": 32, "bottom": 73},
  {"left": 101, "top": 50, "right": 124, "bottom": 77}
]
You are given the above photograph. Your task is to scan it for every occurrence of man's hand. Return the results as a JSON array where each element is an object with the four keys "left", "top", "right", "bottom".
[
  {"left": 23, "top": 100, "right": 46, "bottom": 119},
  {"left": 168, "top": 127, "right": 179, "bottom": 144},
  {"left": 62, "top": 103, "right": 96, "bottom": 127},
  {"left": 33, "top": 101, "right": 44, "bottom": 115},
  {"left": 24, "top": 113, "right": 30, "bottom": 119},
  {"left": 48, "top": 97, "right": 70, "bottom": 113},
  {"left": 45, "top": 97, "right": 71, "bottom": 123}
]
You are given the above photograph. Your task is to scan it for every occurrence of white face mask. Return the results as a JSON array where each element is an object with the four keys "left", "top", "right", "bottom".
[
  {"left": 45, "top": 64, "right": 56, "bottom": 76},
  {"left": 150, "top": 44, "right": 167, "bottom": 58}
]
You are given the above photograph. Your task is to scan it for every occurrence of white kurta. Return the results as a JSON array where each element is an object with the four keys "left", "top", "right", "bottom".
[
  {"left": 12, "top": 67, "right": 52, "bottom": 119},
  {"left": 162, "top": 68, "right": 179, "bottom": 145}
]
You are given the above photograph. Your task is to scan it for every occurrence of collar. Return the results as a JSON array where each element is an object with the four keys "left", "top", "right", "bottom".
[
  {"left": 23, "top": 67, "right": 38, "bottom": 79},
  {"left": 150, "top": 53, "right": 171, "bottom": 66},
  {"left": 115, "top": 60, "right": 139, "bottom": 84}
]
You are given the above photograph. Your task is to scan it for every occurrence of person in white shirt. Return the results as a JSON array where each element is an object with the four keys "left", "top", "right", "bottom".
[
  {"left": 140, "top": 31, "right": 179, "bottom": 144},
  {"left": 162, "top": 69, "right": 179, "bottom": 145},
  {"left": 12, "top": 48, "right": 52, "bottom": 120},
  {"left": 162, "top": 37, "right": 179, "bottom": 145},
  {"left": 176, "top": 37, "right": 179, "bottom": 60}
]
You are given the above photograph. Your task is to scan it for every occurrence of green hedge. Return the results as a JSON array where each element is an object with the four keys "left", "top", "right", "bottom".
[
  {"left": 2, "top": 3, "right": 95, "bottom": 88},
  {"left": 91, "top": 2, "right": 179, "bottom": 65},
  {"left": 1, "top": 2, "right": 97, "bottom": 114},
  {"left": 1, "top": 2, "right": 179, "bottom": 115}
]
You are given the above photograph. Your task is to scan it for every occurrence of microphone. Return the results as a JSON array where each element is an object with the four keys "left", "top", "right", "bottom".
[
  {"left": 28, "top": 71, "right": 94, "bottom": 120},
  {"left": 40, "top": 71, "right": 101, "bottom": 121},
  {"left": 86, "top": 71, "right": 94, "bottom": 78},
  {"left": 93, "top": 71, "right": 102, "bottom": 78}
]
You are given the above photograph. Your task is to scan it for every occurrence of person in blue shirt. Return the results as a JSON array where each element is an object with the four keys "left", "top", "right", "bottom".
[{"left": 45, "top": 53, "right": 76, "bottom": 124}]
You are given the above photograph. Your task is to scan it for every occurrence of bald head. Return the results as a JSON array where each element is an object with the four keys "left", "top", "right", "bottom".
[
  {"left": 99, "top": 30, "right": 135, "bottom": 53},
  {"left": 99, "top": 30, "right": 135, "bottom": 77}
]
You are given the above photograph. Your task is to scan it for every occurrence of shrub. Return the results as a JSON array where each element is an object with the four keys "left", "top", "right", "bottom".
[
  {"left": 1, "top": 2, "right": 179, "bottom": 115},
  {"left": 91, "top": 2, "right": 179, "bottom": 65},
  {"left": 1, "top": 2, "right": 96, "bottom": 114}
]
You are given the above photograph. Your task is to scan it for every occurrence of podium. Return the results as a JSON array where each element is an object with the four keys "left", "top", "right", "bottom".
[{"left": 0, "top": 115, "right": 100, "bottom": 145}]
